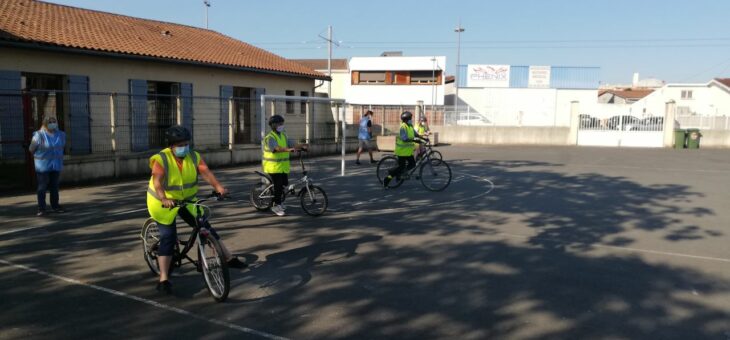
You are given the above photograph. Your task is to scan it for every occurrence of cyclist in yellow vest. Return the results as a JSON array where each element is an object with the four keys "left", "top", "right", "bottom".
[
  {"left": 383, "top": 111, "right": 427, "bottom": 188},
  {"left": 414, "top": 115, "right": 431, "bottom": 159},
  {"left": 262, "top": 115, "right": 308, "bottom": 216},
  {"left": 147, "top": 125, "right": 246, "bottom": 294}
]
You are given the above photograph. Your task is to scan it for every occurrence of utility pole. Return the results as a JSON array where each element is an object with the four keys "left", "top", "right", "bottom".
[
  {"left": 454, "top": 21, "right": 465, "bottom": 115},
  {"left": 204, "top": 0, "right": 210, "bottom": 29},
  {"left": 318, "top": 26, "right": 339, "bottom": 99}
]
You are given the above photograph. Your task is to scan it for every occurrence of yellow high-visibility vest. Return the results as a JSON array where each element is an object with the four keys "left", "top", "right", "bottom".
[
  {"left": 262, "top": 131, "right": 290, "bottom": 174},
  {"left": 395, "top": 123, "right": 416, "bottom": 157},
  {"left": 146, "top": 148, "right": 201, "bottom": 224}
]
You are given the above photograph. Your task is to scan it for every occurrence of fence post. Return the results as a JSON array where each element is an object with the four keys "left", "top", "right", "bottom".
[
  {"left": 378, "top": 105, "right": 384, "bottom": 136},
  {"left": 340, "top": 104, "right": 345, "bottom": 176},
  {"left": 176, "top": 95, "right": 182, "bottom": 125},
  {"left": 334, "top": 103, "right": 340, "bottom": 142},
  {"left": 663, "top": 100, "right": 676, "bottom": 148},
  {"left": 109, "top": 93, "right": 120, "bottom": 178},
  {"left": 568, "top": 101, "right": 580, "bottom": 145},
  {"left": 228, "top": 97, "right": 234, "bottom": 150},
  {"left": 305, "top": 100, "right": 311, "bottom": 144}
]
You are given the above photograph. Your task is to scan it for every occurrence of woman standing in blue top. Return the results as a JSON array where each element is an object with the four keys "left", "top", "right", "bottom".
[{"left": 28, "top": 116, "right": 66, "bottom": 216}]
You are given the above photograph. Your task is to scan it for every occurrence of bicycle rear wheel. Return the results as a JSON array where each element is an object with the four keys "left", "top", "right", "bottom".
[
  {"left": 199, "top": 234, "right": 230, "bottom": 302},
  {"left": 376, "top": 155, "right": 405, "bottom": 188},
  {"left": 250, "top": 184, "right": 274, "bottom": 211},
  {"left": 300, "top": 185, "right": 328, "bottom": 216},
  {"left": 419, "top": 159, "right": 452, "bottom": 191}
]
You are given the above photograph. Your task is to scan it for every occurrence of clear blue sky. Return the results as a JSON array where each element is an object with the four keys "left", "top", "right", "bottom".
[{"left": 48, "top": 0, "right": 730, "bottom": 84}]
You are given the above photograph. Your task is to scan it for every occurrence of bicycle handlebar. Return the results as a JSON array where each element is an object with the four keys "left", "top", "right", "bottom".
[{"left": 166, "top": 191, "right": 228, "bottom": 208}]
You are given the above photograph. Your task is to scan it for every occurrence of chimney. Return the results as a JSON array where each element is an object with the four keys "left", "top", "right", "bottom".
[{"left": 632, "top": 73, "right": 640, "bottom": 87}]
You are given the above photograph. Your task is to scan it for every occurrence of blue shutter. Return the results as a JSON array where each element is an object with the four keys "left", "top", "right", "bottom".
[
  {"left": 0, "top": 70, "right": 23, "bottom": 159},
  {"left": 253, "top": 87, "right": 265, "bottom": 143},
  {"left": 129, "top": 79, "right": 148, "bottom": 152},
  {"left": 220, "top": 85, "right": 233, "bottom": 146},
  {"left": 67, "top": 75, "right": 91, "bottom": 155},
  {"left": 180, "top": 83, "right": 193, "bottom": 138}
]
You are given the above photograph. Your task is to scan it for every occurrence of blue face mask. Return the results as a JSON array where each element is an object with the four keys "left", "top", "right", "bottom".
[
  {"left": 407, "top": 120, "right": 413, "bottom": 125},
  {"left": 276, "top": 125, "right": 285, "bottom": 133},
  {"left": 173, "top": 145, "right": 189, "bottom": 157},
  {"left": 47, "top": 123, "right": 58, "bottom": 130}
]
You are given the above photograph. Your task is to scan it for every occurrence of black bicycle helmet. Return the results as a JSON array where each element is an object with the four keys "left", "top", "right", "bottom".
[
  {"left": 401, "top": 111, "right": 413, "bottom": 122},
  {"left": 268, "top": 114, "right": 285, "bottom": 126},
  {"left": 165, "top": 125, "right": 191, "bottom": 145}
]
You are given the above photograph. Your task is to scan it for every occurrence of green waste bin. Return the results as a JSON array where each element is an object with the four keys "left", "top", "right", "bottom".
[
  {"left": 686, "top": 129, "right": 702, "bottom": 149},
  {"left": 674, "top": 130, "right": 687, "bottom": 149}
]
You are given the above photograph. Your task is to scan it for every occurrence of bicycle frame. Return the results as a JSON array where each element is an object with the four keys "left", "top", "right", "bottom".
[
  {"left": 171, "top": 201, "right": 213, "bottom": 268},
  {"left": 254, "top": 151, "right": 317, "bottom": 202}
]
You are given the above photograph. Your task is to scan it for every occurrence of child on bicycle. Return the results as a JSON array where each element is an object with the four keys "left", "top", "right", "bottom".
[
  {"left": 414, "top": 115, "right": 431, "bottom": 160},
  {"left": 147, "top": 125, "right": 246, "bottom": 294},
  {"left": 262, "top": 115, "right": 308, "bottom": 216},
  {"left": 383, "top": 111, "right": 427, "bottom": 188}
]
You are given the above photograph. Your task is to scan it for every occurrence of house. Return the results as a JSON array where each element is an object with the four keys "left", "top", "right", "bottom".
[
  {"left": 598, "top": 89, "right": 654, "bottom": 104},
  {"left": 0, "top": 0, "right": 327, "bottom": 188},
  {"left": 346, "top": 55, "right": 446, "bottom": 106},
  {"left": 291, "top": 59, "right": 349, "bottom": 99},
  {"left": 630, "top": 78, "right": 730, "bottom": 119}
]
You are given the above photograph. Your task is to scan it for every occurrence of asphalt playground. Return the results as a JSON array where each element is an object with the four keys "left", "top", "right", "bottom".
[{"left": 1, "top": 145, "right": 729, "bottom": 340}]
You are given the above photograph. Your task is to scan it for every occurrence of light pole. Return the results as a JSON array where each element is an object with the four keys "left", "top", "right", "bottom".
[
  {"left": 204, "top": 1, "right": 210, "bottom": 29},
  {"left": 454, "top": 22, "right": 465, "bottom": 115},
  {"left": 431, "top": 57, "right": 437, "bottom": 117}
]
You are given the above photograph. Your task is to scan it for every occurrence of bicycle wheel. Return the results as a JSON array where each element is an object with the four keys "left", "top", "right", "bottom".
[
  {"left": 376, "top": 155, "right": 405, "bottom": 188},
  {"left": 300, "top": 185, "right": 328, "bottom": 216},
  {"left": 142, "top": 219, "right": 176, "bottom": 276},
  {"left": 419, "top": 158, "right": 452, "bottom": 192},
  {"left": 199, "top": 234, "right": 230, "bottom": 302},
  {"left": 250, "top": 184, "right": 273, "bottom": 211},
  {"left": 428, "top": 150, "right": 443, "bottom": 162}
]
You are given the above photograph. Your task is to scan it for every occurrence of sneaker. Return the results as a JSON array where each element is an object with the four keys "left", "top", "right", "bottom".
[
  {"left": 355, "top": 160, "right": 361, "bottom": 165},
  {"left": 271, "top": 205, "right": 285, "bottom": 216},
  {"left": 227, "top": 257, "right": 248, "bottom": 269},
  {"left": 37, "top": 209, "right": 47, "bottom": 217},
  {"left": 156, "top": 280, "right": 172, "bottom": 294},
  {"left": 51, "top": 206, "right": 65, "bottom": 213},
  {"left": 383, "top": 175, "right": 392, "bottom": 188}
]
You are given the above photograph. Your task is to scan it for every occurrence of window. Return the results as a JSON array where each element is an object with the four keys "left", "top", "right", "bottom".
[
  {"left": 22, "top": 73, "right": 66, "bottom": 133},
  {"left": 233, "top": 87, "right": 252, "bottom": 144},
  {"left": 358, "top": 71, "right": 387, "bottom": 84},
  {"left": 681, "top": 90, "right": 693, "bottom": 100},
  {"left": 285, "top": 90, "right": 294, "bottom": 114},
  {"left": 146, "top": 81, "right": 180, "bottom": 148},
  {"left": 410, "top": 71, "right": 440, "bottom": 84},
  {"left": 300, "top": 91, "right": 309, "bottom": 114}
]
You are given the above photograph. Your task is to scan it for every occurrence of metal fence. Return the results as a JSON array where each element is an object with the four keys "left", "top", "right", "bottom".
[{"left": 676, "top": 115, "right": 730, "bottom": 130}]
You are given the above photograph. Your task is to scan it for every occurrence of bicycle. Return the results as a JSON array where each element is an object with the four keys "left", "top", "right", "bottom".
[
  {"left": 415, "top": 139, "right": 442, "bottom": 163},
  {"left": 250, "top": 150, "right": 328, "bottom": 216},
  {"left": 376, "top": 139, "right": 452, "bottom": 192},
  {"left": 141, "top": 191, "right": 231, "bottom": 302}
]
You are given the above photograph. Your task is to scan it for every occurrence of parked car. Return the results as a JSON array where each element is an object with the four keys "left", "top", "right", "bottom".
[
  {"left": 456, "top": 114, "right": 492, "bottom": 126},
  {"left": 606, "top": 115, "right": 641, "bottom": 130},
  {"left": 629, "top": 117, "right": 664, "bottom": 131},
  {"left": 579, "top": 114, "right": 601, "bottom": 129}
]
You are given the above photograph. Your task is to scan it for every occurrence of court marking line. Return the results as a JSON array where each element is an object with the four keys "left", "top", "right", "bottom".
[
  {"left": 0, "top": 225, "right": 48, "bottom": 236},
  {"left": 0, "top": 258, "right": 290, "bottom": 340}
]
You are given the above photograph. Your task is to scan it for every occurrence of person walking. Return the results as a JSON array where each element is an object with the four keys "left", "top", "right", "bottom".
[
  {"left": 29, "top": 116, "right": 66, "bottom": 216},
  {"left": 356, "top": 110, "right": 377, "bottom": 165}
]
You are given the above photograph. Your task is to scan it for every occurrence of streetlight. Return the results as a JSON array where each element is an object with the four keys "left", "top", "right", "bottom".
[
  {"left": 431, "top": 57, "right": 437, "bottom": 117},
  {"left": 204, "top": 1, "right": 210, "bottom": 29},
  {"left": 454, "top": 22, "right": 465, "bottom": 116}
]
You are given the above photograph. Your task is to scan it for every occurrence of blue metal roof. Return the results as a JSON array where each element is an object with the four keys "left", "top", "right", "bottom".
[{"left": 457, "top": 65, "right": 600, "bottom": 89}]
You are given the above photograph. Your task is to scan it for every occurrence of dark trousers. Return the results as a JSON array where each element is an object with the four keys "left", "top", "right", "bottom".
[
  {"left": 270, "top": 173, "right": 289, "bottom": 205},
  {"left": 36, "top": 171, "right": 60, "bottom": 211},
  {"left": 388, "top": 155, "right": 416, "bottom": 179},
  {"left": 157, "top": 206, "right": 221, "bottom": 256}
]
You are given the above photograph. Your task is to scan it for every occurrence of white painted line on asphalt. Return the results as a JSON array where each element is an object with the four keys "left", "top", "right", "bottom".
[
  {"left": 0, "top": 225, "right": 47, "bottom": 236},
  {"left": 495, "top": 231, "right": 730, "bottom": 264},
  {"left": 0, "top": 258, "right": 290, "bottom": 340},
  {"left": 107, "top": 208, "right": 148, "bottom": 217}
]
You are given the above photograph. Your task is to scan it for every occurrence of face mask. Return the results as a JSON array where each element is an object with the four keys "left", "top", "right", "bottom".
[
  {"left": 173, "top": 145, "right": 189, "bottom": 158},
  {"left": 407, "top": 120, "right": 413, "bottom": 125},
  {"left": 47, "top": 123, "right": 58, "bottom": 130},
  {"left": 276, "top": 125, "right": 285, "bottom": 133}
]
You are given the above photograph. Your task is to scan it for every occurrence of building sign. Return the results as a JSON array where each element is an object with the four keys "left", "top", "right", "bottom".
[
  {"left": 467, "top": 64, "right": 510, "bottom": 88},
  {"left": 529, "top": 65, "right": 551, "bottom": 88}
]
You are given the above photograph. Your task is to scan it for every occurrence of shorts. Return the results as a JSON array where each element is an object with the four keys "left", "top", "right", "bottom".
[{"left": 358, "top": 139, "right": 372, "bottom": 150}]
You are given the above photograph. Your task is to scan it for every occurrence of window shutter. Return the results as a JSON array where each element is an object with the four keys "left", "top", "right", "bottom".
[
  {"left": 129, "top": 79, "right": 148, "bottom": 152},
  {"left": 220, "top": 85, "right": 233, "bottom": 146},
  {"left": 180, "top": 83, "right": 193, "bottom": 144},
  {"left": 253, "top": 87, "right": 265, "bottom": 143},
  {"left": 351, "top": 71, "right": 359, "bottom": 85},
  {"left": 67, "top": 75, "right": 91, "bottom": 155},
  {"left": 0, "top": 70, "right": 23, "bottom": 158}
]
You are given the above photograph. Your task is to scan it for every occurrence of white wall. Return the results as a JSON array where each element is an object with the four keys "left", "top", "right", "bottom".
[
  {"left": 346, "top": 56, "right": 446, "bottom": 105},
  {"left": 630, "top": 84, "right": 710, "bottom": 117},
  {"left": 313, "top": 70, "right": 348, "bottom": 100}
]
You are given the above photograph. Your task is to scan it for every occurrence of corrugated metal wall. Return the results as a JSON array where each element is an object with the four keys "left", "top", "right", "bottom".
[{"left": 456, "top": 65, "right": 600, "bottom": 89}]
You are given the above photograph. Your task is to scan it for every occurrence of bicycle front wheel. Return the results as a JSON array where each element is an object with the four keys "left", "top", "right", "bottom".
[
  {"left": 428, "top": 150, "right": 443, "bottom": 162},
  {"left": 250, "top": 184, "right": 273, "bottom": 211},
  {"left": 419, "top": 159, "right": 452, "bottom": 192},
  {"left": 142, "top": 218, "right": 162, "bottom": 276},
  {"left": 199, "top": 235, "right": 230, "bottom": 302},
  {"left": 300, "top": 185, "right": 328, "bottom": 216},
  {"left": 376, "top": 155, "right": 405, "bottom": 188}
]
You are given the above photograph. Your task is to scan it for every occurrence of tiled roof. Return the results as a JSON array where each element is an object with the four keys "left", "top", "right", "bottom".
[
  {"left": 715, "top": 78, "right": 730, "bottom": 89},
  {"left": 292, "top": 59, "right": 349, "bottom": 71},
  {"left": 598, "top": 89, "right": 654, "bottom": 99},
  {"left": 0, "top": 0, "right": 326, "bottom": 79}
]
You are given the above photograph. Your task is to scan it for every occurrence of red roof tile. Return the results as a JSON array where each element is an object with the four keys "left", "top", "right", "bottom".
[
  {"left": 599, "top": 89, "right": 654, "bottom": 100},
  {"left": 0, "top": 0, "right": 326, "bottom": 79},
  {"left": 715, "top": 78, "right": 730, "bottom": 89}
]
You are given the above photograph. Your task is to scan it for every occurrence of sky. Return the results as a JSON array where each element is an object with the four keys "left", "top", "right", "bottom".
[{"left": 47, "top": 0, "right": 730, "bottom": 84}]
